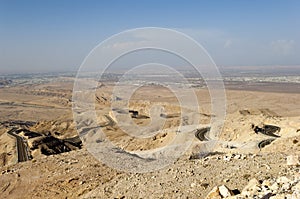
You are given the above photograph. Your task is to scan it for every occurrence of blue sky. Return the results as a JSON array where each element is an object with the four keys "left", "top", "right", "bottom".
[{"left": 1, "top": 0, "right": 300, "bottom": 73}]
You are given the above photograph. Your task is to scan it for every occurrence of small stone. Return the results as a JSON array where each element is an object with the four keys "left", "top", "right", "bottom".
[
  {"left": 293, "top": 173, "right": 300, "bottom": 181},
  {"left": 223, "top": 179, "right": 230, "bottom": 183},
  {"left": 269, "top": 182, "right": 279, "bottom": 192},
  {"left": 240, "top": 154, "right": 247, "bottom": 160},
  {"left": 276, "top": 176, "right": 290, "bottom": 184},
  {"left": 292, "top": 181, "right": 300, "bottom": 192},
  {"left": 262, "top": 179, "right": 272, "bottom": 187},
  {"left": 287, "top": 155, "right": 300, "bottom": 166},
  {"left": 79, "top": 181, "right": 85, "bottom": 185},
  {"left": 104, "top": 187, "right": 110, "bottom": 192},
  {"left": 292, "top": 190, "right": 300, "bottom": 199},
  {"left": 242, "top": 178, "right": 260, "bottom": 196},
  {"left": 223, "top": 154, "right": 232, "bottom": 161},
  {"left": 190, "top": 182, "right": 196, "bottom": 188},
  {"left": 282, "top": 182, "right": 291, "bottom": 191},
  {"left": 285, "top": 194, "right": 293, "bottom": 199},
  {"left": 201, "top": 183, "right": 210, "bottom": 189},
  {"left": 241, "top": 191, "right": 251, "bottom": 197},
  {"left": 219, "top": 185, "right": 233, "bottom": 198},
  {"left": 250, "top": 154, "right": 257, "bottom": 159}
]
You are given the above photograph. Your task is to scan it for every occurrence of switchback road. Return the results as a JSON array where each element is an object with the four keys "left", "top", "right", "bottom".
[{"left": 7, "top": 128, "right": 30, "bottom": 162}]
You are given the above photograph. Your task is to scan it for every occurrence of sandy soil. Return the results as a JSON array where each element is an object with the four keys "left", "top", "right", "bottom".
[{"left": 0, "top": 79, "right": 299, "bottom": 198}]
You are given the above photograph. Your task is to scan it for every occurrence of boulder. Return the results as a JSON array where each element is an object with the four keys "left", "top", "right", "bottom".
[{"left": 219, "top": 185, "right": 233, "bottom": 198}]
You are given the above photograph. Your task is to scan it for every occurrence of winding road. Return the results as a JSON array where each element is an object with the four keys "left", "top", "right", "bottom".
[
  {"left": 258, "top": 138, "right": 276, "bottom": 149},
  {"left": 7, "top": 128, "right": 31, "bottom": 162},
  {"left": 194, "top": 127, "right": 210, "bottom": 141},
  {"left": 254, "top": 124, "right": 281, "bottom": 138},
  {"left": 194, "top": 125, "right": 280, "bottom": 151}
]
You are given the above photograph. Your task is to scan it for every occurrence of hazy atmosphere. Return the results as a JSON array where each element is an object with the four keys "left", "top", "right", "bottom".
[{"left": 1, "top": 0, "right": 300, "bottom": 73}]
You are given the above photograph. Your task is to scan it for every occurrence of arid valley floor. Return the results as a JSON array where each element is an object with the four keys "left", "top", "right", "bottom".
[{"left": 0, "top": 74, "right": 299, "bottom": 199}]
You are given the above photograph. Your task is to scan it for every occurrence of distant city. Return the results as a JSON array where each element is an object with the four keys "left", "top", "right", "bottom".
[{"left": 1, "top": 66, "right": 300, "bottom": 88}]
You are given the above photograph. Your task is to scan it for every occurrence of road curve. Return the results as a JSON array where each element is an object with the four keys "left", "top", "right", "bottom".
[
  {"left": 253, "top": 124, "right": 281, "bottom": 138},
  {"left": 7, "top": 128, "right": 30, "bottom": 162},
  {"left": 195, "top": 127, "right": 210, "bottom": 141},
  {"left": 258, "top": 138, "right": 276, "bottom": 149}
]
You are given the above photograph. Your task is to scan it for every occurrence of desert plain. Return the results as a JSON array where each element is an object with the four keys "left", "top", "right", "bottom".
[{"left": 0, "top": 73, "right": 299, "bottom": 199}]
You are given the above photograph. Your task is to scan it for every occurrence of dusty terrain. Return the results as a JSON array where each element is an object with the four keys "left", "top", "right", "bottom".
[{"left": 0, "top": 76, "right": 299, "bottom": 198}]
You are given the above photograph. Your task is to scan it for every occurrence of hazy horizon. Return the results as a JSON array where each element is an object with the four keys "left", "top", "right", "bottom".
[{"left": 1, "top": 1, "right": 300, "bottom": 73}]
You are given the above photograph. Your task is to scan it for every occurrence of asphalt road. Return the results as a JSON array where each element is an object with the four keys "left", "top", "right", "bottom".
[
  {"left": 7, "top": 128, "right": 30, "bottom": 162},
  {"left": 195, "top": 127, "right": 210, "bottom": 141}
]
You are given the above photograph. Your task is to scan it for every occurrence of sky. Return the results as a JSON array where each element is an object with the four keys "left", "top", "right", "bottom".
[{"left": 0, "top": 0, "right": 300, "bottom": 73}]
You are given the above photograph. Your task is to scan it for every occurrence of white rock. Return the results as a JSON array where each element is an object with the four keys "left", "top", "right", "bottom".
[
  {"left": 293, "top": 173, "right": 300, "bottom": 181},
  {"left": 223, "top": 154, "right": 233, "bottom": 161},
  {"left": 277, "top": 176, "right": 290, "bottom": 184},
  {"left": 270, "top": 194, "right": 285, "bottom": 199},
  {"left": 250, "top": 154, "right": 257, "bottom": 159},
  {"left": 234, "top": 154, "right": 241, "bottom": 159},
  {"left": 79, "top": 181, "right": 85, "bottom": 185},
  {"left": 240, "top": 154, "right": 247, "bottom": 160},
  {"left": 285, "top": 194, "right": 293, "bottom": 199},
  {"left": 269, "top": 182, "right": 279, "bottom": 192},
  {"left": 219, "top": 185, "right": 233, "bottom": 198},
  {"left": 242, "top": 178, "right": 260, "bottom": 196},
  {"left": 282, "top": 182, "right": 291, "bottom": 191},
  {"left": 287, "top": 155, "right": 300, "bottom": 166},
  {"left": 292, "top": 190, "right": 300, "bottom": 199},
  {"left": 262, "top": 185, "right": 270, "bottom": 193},
  {"left": 223, "top": 179, "right": 230, "bottom": 183},
  {"left": 292, "top": 181, "right": 300, "bottom": 192},
  {"left": 190, "top": 182, "right": 196, "bottom": 188}
]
